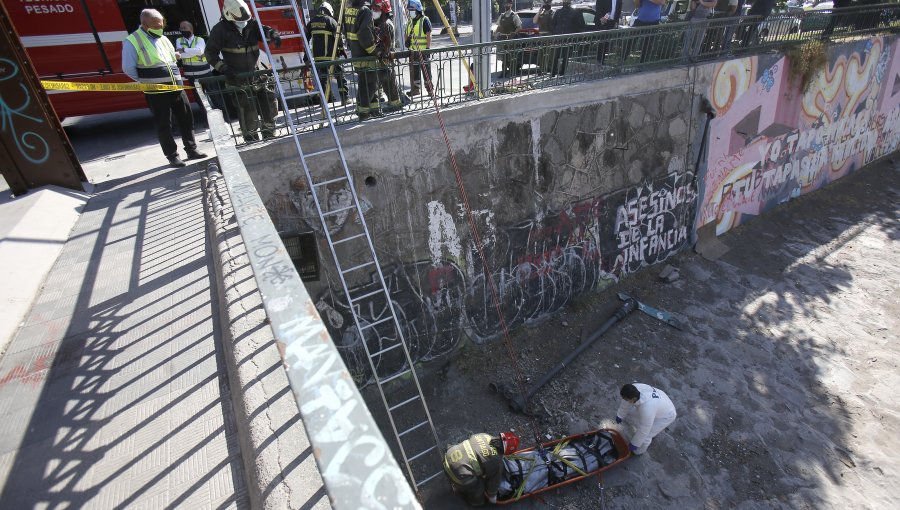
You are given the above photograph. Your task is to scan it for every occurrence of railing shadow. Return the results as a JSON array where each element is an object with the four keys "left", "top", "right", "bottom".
[{"left": 0, "top": 166, "right": 247, "bottom": 507}]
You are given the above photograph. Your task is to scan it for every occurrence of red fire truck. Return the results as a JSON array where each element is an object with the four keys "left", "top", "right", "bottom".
[{"left": 4, "top": 0, "right": 306, "bottom": 119}]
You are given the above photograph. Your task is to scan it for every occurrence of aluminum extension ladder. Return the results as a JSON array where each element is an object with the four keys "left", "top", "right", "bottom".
[{"left": 248, "top": 0, "right": 444, "bottom": 491}]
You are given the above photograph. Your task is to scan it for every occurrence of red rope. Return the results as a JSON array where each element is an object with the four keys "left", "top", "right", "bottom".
[{"left": 418, "top": 55, "right": 542, "bottom": 446}]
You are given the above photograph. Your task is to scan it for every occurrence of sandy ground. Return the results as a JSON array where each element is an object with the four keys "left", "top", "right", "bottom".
[{"left": 413, "top": 156, "right": 899, "bottom": 509}]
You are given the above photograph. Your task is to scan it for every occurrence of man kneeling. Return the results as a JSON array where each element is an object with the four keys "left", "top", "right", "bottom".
[{"left": 443, "top": 431, "right": 520, "bottom": 505}]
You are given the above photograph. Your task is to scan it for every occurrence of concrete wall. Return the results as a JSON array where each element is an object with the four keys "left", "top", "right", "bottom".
[{"left": 240, "top": 34, "right": 900, "bottom": 384}]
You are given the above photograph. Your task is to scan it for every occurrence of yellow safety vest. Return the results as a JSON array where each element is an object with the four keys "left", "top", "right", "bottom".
[
  {"left": 125, "top": 29, "right": 182, "bottom": 93},
  {"left": 406, "top": 16, "right": 428, "bottom": 50},
  {"left": 176, "top": 36, "right": 212, "bottom": 78}
]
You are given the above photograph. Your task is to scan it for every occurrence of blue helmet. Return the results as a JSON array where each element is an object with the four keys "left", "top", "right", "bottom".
[{"left": 407, "top": 0, "right": 422, "bottom": 11}]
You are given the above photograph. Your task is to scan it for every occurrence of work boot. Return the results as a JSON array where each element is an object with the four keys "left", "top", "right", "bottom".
[
  {"left": 357, "top": 112, "right": 371, "bottom": 121},
  {"left": 368, "top": 109, "right": 385, "bottom": 118},
  {"left": 167, "top": 155, "right": 186, "bottom": 168},
  {"left": 185, "top": 149, "right": 208, "bottom": 160},
  {"left": 409, "top": 86, "right": 421, "bottom": 96}
]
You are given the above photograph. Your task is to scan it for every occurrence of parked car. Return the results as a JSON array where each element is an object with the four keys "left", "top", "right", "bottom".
[{"left": 741, "top": 4, "right": 804, "bottom": 39}]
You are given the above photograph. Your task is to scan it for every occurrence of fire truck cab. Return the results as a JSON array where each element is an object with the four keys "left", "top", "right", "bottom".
[{"left": 4, "top": 0, "right": 305, "bottom": 119}]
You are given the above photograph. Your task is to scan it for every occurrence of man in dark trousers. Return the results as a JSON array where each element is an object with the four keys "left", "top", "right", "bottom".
[
  {"left": 549, "top": 0, "right": 586, "bottom": 76},
  {"left": 344, "top": 0, "right": 381, "bottom": 120},
  {"left": 205, "top": 0, "right": 282, "bottom": 142},
  {"left": 443, "top": 432, "right": 520, "bottom": 506},
  {"left": 306, "top": 1, "right": 349, "bottom": 105},
  {"left": 595, "top": 0, "right": 623, "bottom": 65},
  {"left": 821, "top": 0, "right": 852, "bottom": 39},
  {"left": 122, "top": 8, "right": 206, "bottom": 168},
  {"left": 372, "top": 0, "right": 404, "bottom": 113}
]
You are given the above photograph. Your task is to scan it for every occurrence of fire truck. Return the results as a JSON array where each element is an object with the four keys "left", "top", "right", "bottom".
[{"left": 4, "top": 0, "right": 307, "bottom": 119}]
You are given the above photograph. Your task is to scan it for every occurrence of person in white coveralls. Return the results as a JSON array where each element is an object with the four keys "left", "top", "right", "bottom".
[{"left": 615, "top": 382, "right": 677, "bottom": 455}]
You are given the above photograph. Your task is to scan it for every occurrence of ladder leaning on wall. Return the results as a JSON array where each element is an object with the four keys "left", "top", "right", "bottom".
[{"left": 247, "top": 0, "right": 445, "bottom": 491}]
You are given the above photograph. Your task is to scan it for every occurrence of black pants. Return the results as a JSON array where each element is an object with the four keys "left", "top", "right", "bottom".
[
  {"left": 354, "top": 65, "right": 380, "bottom": 115},
  {"left": 550, "top": 45, "right": 572, "bottom": 76},
  {"left": 595, "top": 22, "right": 617, "bottom": 65},
  {"left": 144, "top": 90, "right": 196, "bottom": 158},
  {"left": 631, "top": 19, "right": 660, "bottom": 63},
  {"left": 314, "top": 61, "right": 349, "bottom": 102}
]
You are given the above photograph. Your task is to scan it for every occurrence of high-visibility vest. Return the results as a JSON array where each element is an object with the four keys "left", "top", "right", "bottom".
[
  {"left": 125, "top": 29, "right": 182, "bottom": 93},
  {"left": 406, "top": 16, "right": 428, "bottom": 50},
  {"left": 176, "top": 36, "right": 212, "bottom": 78}
]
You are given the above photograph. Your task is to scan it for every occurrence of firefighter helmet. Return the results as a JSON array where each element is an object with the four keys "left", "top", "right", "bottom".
[
  {"left": 373, "top": 0, "right": 392, "bottom": 14},
  {"left": 318, "top": 1, "right": 334, "bottom": 18},
  {"left": 223, "top": 0, "right": 251, "bottom": 22},
  {"left": 500, "top": 432, "right": 520, "bottom": 455},
  {"left": 407, "top": 0, "right": 423, "bottom": 12}
]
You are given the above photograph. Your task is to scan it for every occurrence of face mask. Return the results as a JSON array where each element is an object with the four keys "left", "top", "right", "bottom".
[
  {"left": 373, "top": 11, "right": 382, "bottom": 20},
  {"left": 147, "top": 27, "right": 164, "bottom": 37},
  {"left": 234, "top": 20, "right": 248, "bottom": 30},
  {"left": 180, "top": 31, "right": 192, "bottom": 39},
  {"left": 409, "top": 10, "right": 416, "bottom": 16}
]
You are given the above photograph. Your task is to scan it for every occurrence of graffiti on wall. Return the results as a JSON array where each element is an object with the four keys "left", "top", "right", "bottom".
[
  {"left": 312, "top": 174, "right": 696, "bottom": 385},
  {"left": 700, "top": 37, "right": 900, "bottom": 235}
]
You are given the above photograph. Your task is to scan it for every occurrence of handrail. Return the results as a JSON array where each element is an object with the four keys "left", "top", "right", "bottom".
[{"left": 197, "top": 83, "right": 422, "bottom": 509}]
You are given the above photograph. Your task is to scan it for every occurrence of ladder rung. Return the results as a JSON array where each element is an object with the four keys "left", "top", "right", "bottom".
[
  {"left": 360, "top": 316, "right": 392, "bottom": 330},
  {"left": 350, "top": 288, "right": 384, "bottom": 303},
  {"left": 313, "top": 176, "right": 347, "bottom": 187},
  {"left": 323, "top": 205, "right": 355, "bottom": 217},
  {"left": 284, "top": 91, "right": 318, "bottom": 101},
  {"left": 342, "top": 260, "right": 375, "bottom": 274},
  {"left": 256, "top": 5, "right": 290, "bottom": 11},
  {"left": 307, "top": 147, "right": 339, "bottom": 159},
  {"left": 379, "top": 368, "right": 410, "bottom": 385},
  {"left": 399, "top": 420, "right": 428, "bottom": 437},
  {"left": 415, "top": 470, "right": 444, "bottom": 487},
  {"left": 389, "top": 395, "right": 419, "bottom": 412},
  {"left": 333, "top": 233, "right": 366, "bottom": 246},
  {"left": 407, "top": 445, "right": 437, "bottom": 462},
  {"left": 373, "top": 342, "right": 403, "bottom": 358}
]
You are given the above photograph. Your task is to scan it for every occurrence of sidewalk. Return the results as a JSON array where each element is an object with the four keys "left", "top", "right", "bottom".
[{"left": 0, "top": 113, "right": 247, "bottom": 507}]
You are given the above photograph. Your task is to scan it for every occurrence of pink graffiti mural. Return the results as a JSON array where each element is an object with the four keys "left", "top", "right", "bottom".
[{"left": 699, "top": 37, "right": 900, "bottom": 236}]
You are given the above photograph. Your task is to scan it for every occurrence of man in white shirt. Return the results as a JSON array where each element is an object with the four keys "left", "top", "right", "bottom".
[{"left": 615, "top": 382, "right": 677, "bottom": 455}]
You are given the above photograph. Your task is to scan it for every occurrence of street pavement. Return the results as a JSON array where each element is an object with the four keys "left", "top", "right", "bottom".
[{"left": 0, "top": 110, "right": 245, "bottom": 507}]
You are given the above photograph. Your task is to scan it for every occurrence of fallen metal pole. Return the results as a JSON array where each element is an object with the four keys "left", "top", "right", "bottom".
[{"left": 492, "top": 298, "right": 638, "bottom": 413}]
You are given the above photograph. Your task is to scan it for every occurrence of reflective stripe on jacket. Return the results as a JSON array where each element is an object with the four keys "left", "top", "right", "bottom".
[
  {"left": 443, "top": 434, "right": 504, "bottom": 496},
  {"left": 124, "top": 29, "right": 182, "bottom": 93},
  {"left": 176, "top": 36, "right": 212, "bottom": 78}
]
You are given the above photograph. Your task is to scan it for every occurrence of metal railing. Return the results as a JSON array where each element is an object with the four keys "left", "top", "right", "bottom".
[{"left": 198, "top": 3, "right": 900, "bottom": 145}]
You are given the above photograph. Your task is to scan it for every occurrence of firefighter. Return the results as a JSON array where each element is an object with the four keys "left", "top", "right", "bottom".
[
  {"left": 122, "top": 9, "right": 207, "bottom": 168},
  {"left": 443, "top": 431, "right": 520, "bottom": 506},
  {"left": 615, "top": 383, "right": 677, "bottom": 455},
  {"left": 372, "top": 0, "right": 404, "bottom": 113},
  {"left": 205, "top": 0, "right": 282, "bottom": 142},
  {"left": 404, "top": 0, "right": 432, "bottom": 96},
  {"left": 305, "top": 2, "right": 350, "bottom": 105},
  {"left": 344, "top": 0, "right": 381, "bottom": 120}
]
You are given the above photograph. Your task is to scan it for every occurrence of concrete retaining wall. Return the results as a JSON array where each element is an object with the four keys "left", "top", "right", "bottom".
[{"left": 240, "top": 35, "right": 900, "bottom": 384}]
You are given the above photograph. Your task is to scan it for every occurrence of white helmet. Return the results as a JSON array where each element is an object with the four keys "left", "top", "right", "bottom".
[
  {"left": 223, "top": 0, "right": 251, "bottom": 22},
  {"left": 319, "top": 2, "right": 334, "bottom": 17},
  {"left": 319, "top": 2, "right": 334, "bottom": 18}
]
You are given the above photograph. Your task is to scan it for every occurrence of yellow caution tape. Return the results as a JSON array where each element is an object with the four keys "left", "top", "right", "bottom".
[{"left": 40, "top": 81, "right": 192, "bottom": 92}]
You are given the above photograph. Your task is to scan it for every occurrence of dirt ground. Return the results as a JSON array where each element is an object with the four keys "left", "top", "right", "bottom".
[{"left": 416, "top": 157, "right": 900, "bottom": 509}]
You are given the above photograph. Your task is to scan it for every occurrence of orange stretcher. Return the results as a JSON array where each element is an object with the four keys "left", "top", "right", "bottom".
[{"left": 496, "top": 428, "right": 631, "bottom": 505}]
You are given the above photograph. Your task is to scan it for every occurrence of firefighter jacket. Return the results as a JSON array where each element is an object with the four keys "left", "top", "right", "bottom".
[
  {"left": 616, "top": 383, "right": 677, "bottom": 448},
  {"left": 375, "top": 17, "right": 395, "bottom": 61},
  {"left": 443, "top": 433, "right": 504, "bottom": 497},
  {"left": 306, "top": 13, "right": 346, "bottom": 61},
  {"left": 205, "top": 18, "right": 277, "bottom": 74},
  {"left": 123, "top": 28, "right": 182, "bottom": 93},
  {"left": 175, "top": 35, "right": 213, "bottom": 78},
  {"left": 343, "top": 2, "right": 377, "bottom": 68}
]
